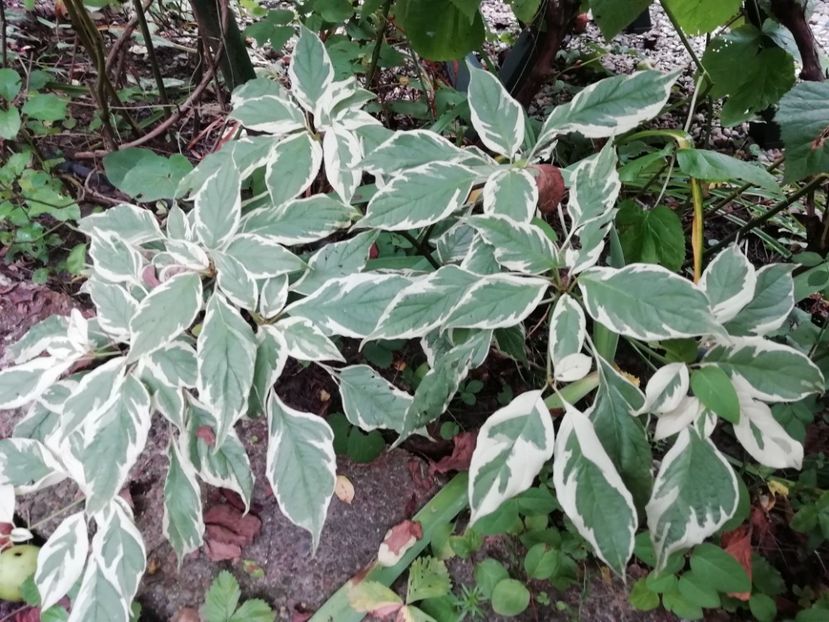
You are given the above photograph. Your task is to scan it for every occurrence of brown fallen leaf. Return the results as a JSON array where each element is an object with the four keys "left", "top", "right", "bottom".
[
  {"left": 203, "top": 504, "right": 262, "bottom": 562},
  {"left": 429, "top": 431, "right": 476, "bottom": 476},
  {"left": 532, "top": 164, "right": 565, "bottom": 215},
  {"left": 722, "top": 525, "right": 752, "bottom": 601},
  {"left": 335, "top": 475, "right": 355, "bottom": 504},
  {"left": 377, "top": 520, "right": 422, "bottom": 567},
  {"left": 171, "top": 607, "right": 200, "bottom": 622}
]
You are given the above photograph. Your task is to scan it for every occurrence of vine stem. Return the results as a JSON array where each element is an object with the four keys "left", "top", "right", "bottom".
[{"left": 365, "top": 0, "right": 392, "bottom": 89}]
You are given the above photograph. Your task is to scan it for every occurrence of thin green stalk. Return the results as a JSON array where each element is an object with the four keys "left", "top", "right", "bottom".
[
  {"left": 659, "top": 0, "right": 706, "bottom": 76},
  {"left": 365, "top": 0, "right": 392, "bottom": 89},
  {"left": 132, "top": 0, "right": 169, "bottom": 108},
  {"left": 545, "top": 372, "right": 600, "bottom": 409}
]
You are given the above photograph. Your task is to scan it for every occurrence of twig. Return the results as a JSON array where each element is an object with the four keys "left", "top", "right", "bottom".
[
  {"left": 398, "top": 230, "right": 439, "bottom": 269},
  {"left": 105, "top": 0, "right": 154, "bottom": 74},
  {"left": 365, "top": 0, "right": 392, "bottom": 89},
  {"left": 132, "top": 0, "right": 169, "bottom": 107},
  {"left": 1, "top": 0, "right": 8, "bottom": 68}
]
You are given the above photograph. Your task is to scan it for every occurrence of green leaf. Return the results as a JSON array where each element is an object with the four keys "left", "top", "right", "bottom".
[
  {"left": 523, "top": 543, "right": 560, "bottom": 580},
  {"left": 466, "top": 215, "right": 557, "bottom": 274},
  {"left": 163, "top": 441, "right": 204, "bottom": 563},
  {"left": 0, "top": 68, "right": 22, "bottom": 100},
  {"left": 676, "top": 149, "right": 782, "bottom": 196},
  {"left": 202, "top": 571, "right": 241, "bottom": 622},
  {"left": 406, "top": 556, "right": 451, "bottom": 603},
  {"left": 21, "top": 93, "right": 67, "bottom": 121},
  {"left": 724, "top": 264, "right": 794, "bottom": 337},
  {"left": 689, "top": 543, "right": 751, "bottom": 594},
  {"left": 490, "top": 579, "right": 530, "bottom": 616},
  {"left": 589, "top": 0, "right": 653, "bottom": 38},
  {"left": 266, "top": 393, "right": 336, "bottom": 552},
  {"left": 334, "top": 364, "right": 411, "bottom": 432},
  {"left": 103, "top": 148, "right": 193, "bottom": 202},
  {"left": 467, "top": 64, "right": 524, "bottom": 157},
  {"left": 289, "top": 27, "right": 334, "bottom": 112},
  {"left": 474, "top": 559, "right": 509, "bottom": 598},
  {"left": 194, "top": 167, "right": 241, "bottom": 249},
  {"left": 616, "top": 202, "right": 685, "bottom": 271},
  {"left": 34, "top": 512, "right": 88, "bottom": 611},
  {"left": 264, "top": 131, "right": 323, "bottom": 209},
  {"left": 229, "top": 599, "right": 274, "bottom": 622},
  {"left": 629, "top": 579, "right": 660, "bottom": 611},
  {"left": 229, "top": 78, "right": 304, "bottom": 135},
  {"left": 777, "top": 81, "right": 829, "bottom": 181},
  {"left": 690, "top": 366, "right": 740, "bottom": 423},
  {"left": 677, "top": 571, "right": 720, "bottom": 609},
  {"left": 395, "top": 0, "right": 485, "bottom": 61},
  {"left": 482, "top": 167, "right": 539, "bottom": 223},
  {"left": 662, "top": 0, "right": 741, "bottom": 34},
  {"left": 749, "top": 593, "right": 777, "bottom": 622},
  {"left": 0, "top": 107, "right": 21, "bottom": 140}
]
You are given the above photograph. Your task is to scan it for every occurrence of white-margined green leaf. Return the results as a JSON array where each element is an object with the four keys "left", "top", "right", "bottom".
[
  {"left": 79, "top": 203, "right": 164, "bottom": 245},
  {"left": 84, "top": 278, "right": 138, "bottom": 340},
  {"left": 88, "top": 230, "right": 143, "bottom": 284},
  {"left": 6, "top": 315, "right": 69, "bottom": 364},
  {"left": 164, "top": 239, "right": 210, "bottom": 271},
  {"left": 553, "top": 403, "right": 637, "bottom": 576},
  {"left": 165, "top": 205, "right": 192, "bottom": 241},
  {"left": 292, "top": 230, "right": 378, "bottom": 295},
  {"left": 186, "top": 398, "right": 254, "bottom": 511},
  {"left": 272, "top": 316, "right": 344, "bottom": 362},
  {"left": 230, "top": 135, "right": 277, "bottom": 179},
  {"left": 466, "top": 215, "right": 557, "bottom": 274},
  {"left": 360, "top": 129, "right": 468, "bottom": 175},
  {"left": 62, "top": 356, "right": 127, "bottom": 437},
  {"left": 534, "top": 71, "right": 677, "bottom": 155},
  {"left": 548, "top": 293, "right": 590, "bottom": 382},
  {"left": 445, "top": 274, "right": 548, "bottom": 330},
  {"left": 265, "top": 131, "right": 323, "bottom": 208},
  {"left": 147, "top": 378, "right": 185, "bottom": 429},
  {"left": 579, "top": 265, "right": 717, "bottom": 340},
  {"left": 732, "top": 377, "right": 803, "bottom": 469},
  {"left": 266, "top": 393, "right": 336, "bottom": 552},
  {"left": 163, "top": 440, "right": 204, "bottom": 563},
  {"left": 469, "top": 390, "right": 553, "bottom": 523},
  {"left": 197, "top": 293, "right": 257, "bottom": 448},
  {"left": 289, "top": 26, "right": 334, "bottom": 113},
  {"left": 702, "top": 337, "right": 824, "bottom": 402},
  {"left": 212, "top": 251, "right": 259, "bottom": 311},
  {"left": 641, "top": 362, "right": 689, "bottom": 415},
  {"left": 0, "top": 485, "right": 11, "bottom": 523},
  {"left": 369, "top": 266, "right": 480, "bottom": 341},
  {"left": 259, "top": 275, "right": 289, "bottom": 318},
  {"left": 242, "top": 194, "right": 357, "bottom": 244},
  {"left": 435, "top": 221, "right": 475, "bottom": 264},
  {"left": 0, "top": 356, "right": 75, "bottom": 410},
  {"left": 646, "top": 426, "right": 738, "bottom": 569},
  {"left": 467, "top": 64, "right": 524, "bottom": 157},
  {"left": 564, "top": 218, "right": 611, "bottom": 274},
  {"left": 592, "top": 356, "right": 651, "bottom": 510},
  {"left": 145, "top": 341, "right": 198, "bottom": 388},
  {"left": 128, "top": 272, "right": 203, "bottom": 362},
  {"left": 334, "top": 365, "right": 412, "bottom": 432},
  {"left": 286, "top": 273, "right": 411, "bottom": 338},
  {"left": 323, "top": 126, "right": 362, "bottom": 203},
  {"left": 248, "top": 326, "right": 288, "bottom": 417},
  {"left": 14, "top": 403, "right": 60, "bottom": 443},
  {"left": 225, "top": 233, "right": 306, "bottom": 278},
  {"left": 567, "top": 142, "right": 620, "bottom": 230},
  {"left": 230, "top": 78, "right": 305, "bottom": 135},
  {"left": 461, "top": 233, "right": 502, "bottom": 275},
  {"left": 35, "top": 378, "right": 76, "bottom": 414},
  {"left": 654, "top": 395, "right": 704, "bottom": 441},
  {"left": 0, "top": 438, "right": 65, "bottom": 493},
  {"left": 482, "top": 167, "right": 539, "bottom": 223},
  {"left": 724, "top": 264, "right": 794, "bottom": 336},
  {"left": 699, "top": 244, "right": 757, "bottom": 323},
  {"left": 193, "top": 167, "right": 241, "bottom": 249},
  {"left": 357, "top": 162, "right": 477, "bottom": 231},
  {"left": 35, "top": 511, "right": 88, "bottom": 611}
]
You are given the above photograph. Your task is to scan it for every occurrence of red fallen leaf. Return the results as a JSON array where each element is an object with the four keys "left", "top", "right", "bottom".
[
  {"left": 369, "top": 242, "right": 379, "bottom": 259},
  {"left": 203, "top": 504, "right": 261, "bottom": 562},
  {"left": 572, "top": 13, "right": 590, "bottom": 34},
  {"left": 291, "top": 609, "right": 313, "bottom": 622},
  {"left": 219, "top": 489, "right": 248, "bottom": 513},
  {"left": 377, "top": 520, "right": 422, "bottom": 567},
  {"left": 721, "top": 524, "right": 752, "bottom": 601},
  {"left": 532, "top": 164, "right": 565, "bottom": 215},
  {"left": 8, "top": 606, "right": 40, "bottom": 622},
  {"left": 430, "top": 431, "right": 477, "bottom": 476},
  {"left": 1, "top": 522, "right": 12, "bottom": 552},
  {"left": 171, "top": 607, "right": 200, "bottom": 622},
  {"left": 196, "top": 426, "right": 216, "bottom": 447}
]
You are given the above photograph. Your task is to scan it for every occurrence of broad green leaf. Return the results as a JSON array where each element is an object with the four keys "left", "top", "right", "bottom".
[
  {"left": 678, "top": 572, "right": 721, "bottom": 609},
  {"left": 654, "top": 395, "right": 703, "bottom": 442},
  {"left": 224, "top": 234, "right": 305, "bottom": 278},
  {"left": 264, "top": 132, "right": 323, "bottom": 208},
  {"left": 579, "top": 265, "right": 717, "bottom": 340},
  {"left": 369, "top": 266, "right": 480, "bottom": 340},
  {"left": 642, "top": 362, "right": 689, "bottom": 415},
  {"left": 589, "top": 0, "right": 653, "bottom": 38},
  {"left": 103, "top": 148, "right": 193, "bottom": 202},
  {"left": 202, "top": 570, "right": 241, "bottom": 622},
  {"left": 702, "top": 337, "right": 824, "bottom": 402},
  {"left": 0, "top": 356, "right": 74, "bottom": 411},
  {"left": 79, "top": 203, "right": 164, "bottom": 245},
  {"left": 194, "top": 167, "right": 241, "bottom": 249},
  {"left": 491, "top": 579, "right": 530, "bottom": 616},
  {"left": 469, "top": 391, "right": 554, "bottom": 523},
  {"left": 466, "top": 215, "right": 557, "bottom": 274},
  {"left": 357, "top": 162, "right": 476, "bottom": 231},
  {"left": 676, "top": 149, "right": 782, "bottom": 196},
  {"left": 242, "top": 195, "right": 357, "bottom": 244},
  {"left": 534, "top": 71, "right": 676, "bottom": 153},
  {"left": 286, "top": 273, "right": 411, "bottom": 338},
  {"left": 360, "top": 129, "right": 468, "bottom": 175},
  {"left": 84, "top": 279, "right": 138, "bottom": 341},
  {"left": 274, "top": 316, "right": 344, "bottom": 362},
  {"left": 777, "top": 81, "right": 829, "bottom": 181},
  {"left": 662, "top": 0, "right": 741, "bottom": 34},
  {"left": 407, "top": 556, "right": 451, "bottom": 603},
  {"left": 128, "top": 272, "right": 203, "bottom": 362},
  {"left": 163, "top": 440, "right": 204, "bottom": 563},
  {"left": 5, "top": 315, "right": 69, "bottom": 364},
  {"left": 690, "top": 366, "right": 739, "bottom": 423},
  {"left": 646, "top": 427, "right": 739, "bottom": 569},
  {"left": 35, "top": 511, "right": 88, "bottom": 611},
  {"left": 289, "top": 26, "right": 334, "bottom": 112},
  {"left": 62, "top": 357, "right": 128, "bottom": 437},
  {"left": 445, "top": 274, "right": 548, "bottom": 330},
  {"left": 0, "top": 438, "right": 65, "bottom": 493},
  {"left": 258, "top": 275, "right": 289, "bottom": 318},
  {"left": 724, "top": 264, "right": 794, "bottom": 336},
  {"left": 323, "top": 126, "right": 362, "bottom": 203},
  {"left": 548, "top": 293, "right": 590, "bottom": 382},
  {"left": 88, "top": 231, "right": 143, "bottom": 284},
  {"left": 197, "top": 293, "right": 257, "bottom": 448},
  {"left": 292, "top": 230, "right": 377, "bottom": 295},
  {"left": 616, "top": 203, "right": 685, "bottom": 271},
  {"left": 0, "top": 107, "right": 21, "bottom": 139},
  {"left": 248, "top": 326, "right": 288, "bottom": 417},
  {"left": 21, "top": 93, "right": 66, "bottom": 121},
  {"left": 395, "top": 0, "right": 485, "bottom": 61},
  {"left": 567, "top": 143, "right": 620, "bottom": 230},
  {"left": 266, "top": 393, "right": 336, "bottom": 551},
  {"left": 334, "top": 365, "right": 412, "bottom": 432},
  {"left": 732, "top": 377, "right": 803, "bottom": 469},
  {"left": 689, "top": 543, "right": 751, "bottom": 594},
  {"left": 482, "top": 167, "right": 538, "bottom": 223},
  {"left": 700, "top": 245, "right": 756, "bottom": 323},
  {"left": 0, "top": 68, "right": 21, "bottom": 100},
  {"left": 553, "top": 403, "right": 637, "bottom": 576},
  {"left": 144, "top": 342, "right": 198, "bottom": 388},
  {"left": 213, "top": 251, "right": 259, "bottom": 311},
  {"left": 230, "top": 78, "right": 305, "bottom": 135},
  {"left": 467, "top": 64, "right": 524, "bottom": 157}
]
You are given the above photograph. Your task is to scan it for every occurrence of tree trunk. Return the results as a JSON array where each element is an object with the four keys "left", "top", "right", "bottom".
[
  {"left": 190, "top": 0, "right": 255, "bottom": 91},
  {"left": 770, "top": 0, "right": 824, "bottom": 81}
]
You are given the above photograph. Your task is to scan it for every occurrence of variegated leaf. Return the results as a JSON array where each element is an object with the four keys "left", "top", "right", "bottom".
[
  {"left": 35, "top": 511, "right": 89, "bottom": 611},
  {"left": 224, "top": 233, "right": 305, "bottom": 278},
  {"left": 144, "top": 341, "right": 198, "bottom": 388},
  {"left": 435, "top": 221, "right": 476, "bottom": 264},
  {"left": 273, "top": 316, "right": 344, "bottom": 362},
  {"left": 85, "top": 278, "right": 138, "bottom": 341},
  {"left": 646, "top": 426, "right": 738, "bottom": 569},
  {"left": 242, "top": 195, "right": 357, "bottom": 244},
  {"left": 0, "top": 485, "right": 13, "bottom": 523},
  {"left": 165, "top": 239, "right": 210, "bottom": 271},
  {"left": 461, "top": 234, "right": 502, "bottom": 275},
  {"left": 259, "top": 275, "right": 289, "bottom": 318},
  {"left": 6, "top": 315, "right": 69, "bottom": 364},
  {"left": 724, "top": 264, "right": 794, "bottom": 336},
  {"left": 0, "top": 438, "right": 66, "bottom": 494},
  {"left": 163, "top": 440, "right": 204, "bottom": 563},
  {"left": 334, "top": 365, "right": 412, "bottom": 432},
  {"left": 466, "top": 215, "right": 557, "bottom": 274},
  {"left": 641, "top": 363, "right": 689, "bottom": 415},
  {"left": 700, "top": 244, "right": 756, "bottom": 323},
  {"left": 548, "top": 294, "right": 589, "bottom": 382},
  {"left": 469, "top": 391, "right": 553, "bottom": 523},
  {"left": 654, "top": 395, "right": 704, "bottom": 441},
  {"left": 248, "top": 326, "right": 288, "bottom": 417},
  {"left": 553, "top": 402, "right": 637, "bottom": 576},
  {"left": 88, "top": 230, "right": 143, "bottom": 284},
  {"left": 266, "top": 393, "right": 336, "bottom": 551},
  {"left": 482, "top": 167, "right": 539, "bottom": 223},
  {"left": 360, "top": 129, "right": 468, "bottom": 175},
  {"left": 292, "top": 230, "right": 378, "bottom": 295},
  {"left": 62, "top": 356, "right": 127, "bottom": 437},
  {"left": 213, "top": 251, "right": 259, "bottom": 311},
  {"left": 193, "top": 167, "right": 241, "bottom": 249},
  {"left": 0, "top": 356, "right": 75, "bottom": 410},
  {"left": 79, "top": 203, "right": 164, "bottom": 245},
  {"left": 229, "top": 77, "right": 305, "bottom": 135},
  {"left": 467, "top": 64, "right": 524, "bottom": 157},
  {"left": 444, "top": 274, "right": 548, "bottom": 330},
  {"left": 323, "top": 125, "right": 363, "bottom": 203},
  {"left": 265, "top": 131, "right": 323, "bottom": 208},
  {"left": 567, "top": 142, "right": 620, "bottom": 230},
  {"left": 289, "top": 26, "right": 334, "bottom": 113}
]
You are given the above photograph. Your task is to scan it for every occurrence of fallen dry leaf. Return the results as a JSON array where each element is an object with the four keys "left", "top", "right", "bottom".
[
  {"left": 430, "top": 431, "right": 476, "bottom": 476},
  {"left": 532, "top": 164, "right": 565, "bottom": 215},
  {"left": 203, "top": 504, "right": 262, "bottom": 562},
  {"left": 335, "top": 475, "right": 355, "bottom": 504},
  {"left": 377, "top": 520, "right": 422, "bottom": 567},
  {"left": 722, "top": 525, "right": 752, "bottom": 601},
  {"left": 171, "top": 607, "right": 200, "bottom": 622}
]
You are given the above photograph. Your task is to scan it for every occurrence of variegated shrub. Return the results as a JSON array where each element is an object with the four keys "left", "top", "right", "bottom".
[{"left": 0, "top": 26, "right": 823, "bottom": 618}]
